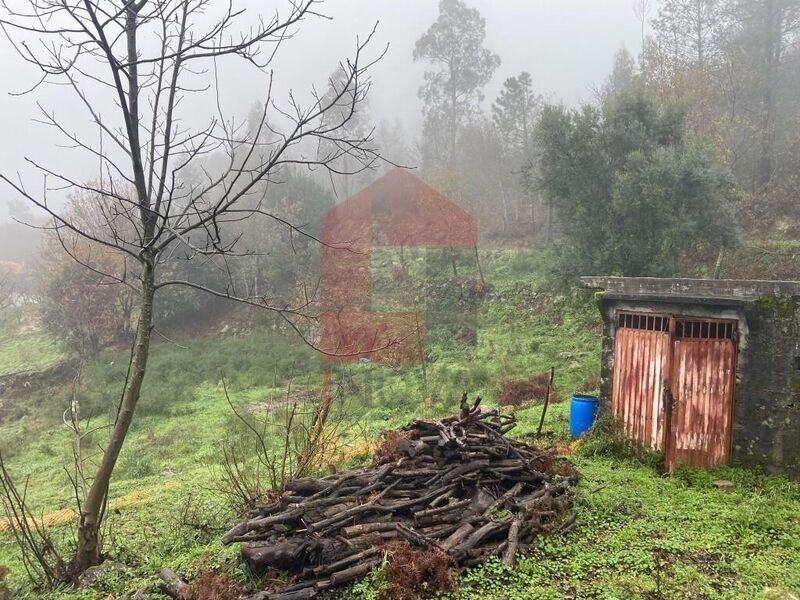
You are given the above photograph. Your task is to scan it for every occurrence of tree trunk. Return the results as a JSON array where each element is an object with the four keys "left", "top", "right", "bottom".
[
  {"left": 695, "top": 1, "right": 705, "bottom": 68},
  {"left": 499, "top": 180, "right": 510, "bottom": 235},
  {"left": 758, "top": 0, "right": 780, "bottom": 188},
  {"left": 71, "top": 260, "right": 155, "bottom": 576},
  {"left": 449, "top": 65, "right": 458, "bottom": 166},
  {"left": 448, "top": 246, "right": 459, "bottom": 278}
]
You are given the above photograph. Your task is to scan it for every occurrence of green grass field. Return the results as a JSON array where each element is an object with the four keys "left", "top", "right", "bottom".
[
  {"left": 0, "top": 248, "right": 798, "bottom": 600},
  {"left": 0, "top": 330, "right": 63, "bottom": 377}
]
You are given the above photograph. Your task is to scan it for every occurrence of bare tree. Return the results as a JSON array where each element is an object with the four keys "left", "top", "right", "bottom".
[{"left": 0, "top": 0, "right": 383, "bottom": 577}]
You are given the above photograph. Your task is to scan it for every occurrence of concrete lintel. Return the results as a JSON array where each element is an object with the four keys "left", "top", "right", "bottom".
[
  {"left": 581, "top": 276, "right": 800, "bottom": 301},
  {"left": 599, "top": 292, "right": 750, "bottom": 307}
]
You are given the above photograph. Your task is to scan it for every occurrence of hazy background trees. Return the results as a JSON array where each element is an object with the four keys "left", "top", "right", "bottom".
[
  {"left": 414, "top": 0, "right": 500, "bottom": 169},
  {"left": 36, "top": 235, "right": 134, "bottom": 358},
  {"left": 641, "top": 0, "right": 800, "bottom": 236},
  {"left": 492, "top": 72, "right": 545, "bottom": 237},
  {"left": 3, "top": 0, "right": 797, "bottom": 307},
  {"left": 405, "top": 0, "right": 798, "bottom": 271},
  {"left": 4, "top": 0, "right": 800, "bottom": 363}
]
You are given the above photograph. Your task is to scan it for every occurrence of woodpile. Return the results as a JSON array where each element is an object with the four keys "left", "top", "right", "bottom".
[{"left": 222, "top": 397, "right": 578, "bottom": 600}]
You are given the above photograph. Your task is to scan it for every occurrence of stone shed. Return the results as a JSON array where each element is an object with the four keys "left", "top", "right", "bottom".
[{"left": 583, "top": 277, "right": 800, "bottom": 478}]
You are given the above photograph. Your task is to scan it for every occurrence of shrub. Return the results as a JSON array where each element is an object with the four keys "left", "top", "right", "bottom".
[
  {"left": 372, "top": 430, "right": 416, "bottom": 464},
  {"left": 187, "top": 571, "right": 245, "bottom": 600},
  {"left": 214, "top": 381, "right": 358, "bottom": 513},
  {"left": 539, "top": 90, "right": 739, "bottom": 280},
  {"left": 381, "top": 541, "right": 458, "bottom": 600},
  {"left": 498, "top": 372, "right": 559, "bottom": 407},
  {"left": 36, "top": 233, "right": 134, "bottom": 357}
]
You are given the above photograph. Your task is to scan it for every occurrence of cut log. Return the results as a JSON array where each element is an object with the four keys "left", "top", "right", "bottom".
[
  {"left": 502, "top": 517, "right": 523, "bottom": 566},
  {"left": 158, "top": 568, "right": 190, "bottom": 599}
]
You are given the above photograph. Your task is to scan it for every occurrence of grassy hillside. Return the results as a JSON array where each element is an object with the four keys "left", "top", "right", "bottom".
[
  {"left": 0, "top": 330, "right": 63, "bottom": 378},
  {"left": 0, "top": 247, "right": 798, "bottom": 599}
]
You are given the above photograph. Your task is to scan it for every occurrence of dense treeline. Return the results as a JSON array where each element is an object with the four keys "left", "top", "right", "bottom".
[{"left": 412, "top": 0, "right": 799, "bottom": 267}]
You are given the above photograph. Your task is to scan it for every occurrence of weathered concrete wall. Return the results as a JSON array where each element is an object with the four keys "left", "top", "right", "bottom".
[
  {"left": 734, "top": 297, "right": 800, "bottom": 478},
  {"left": 592, "top": 284, "right": 800, "bottom": 479}
]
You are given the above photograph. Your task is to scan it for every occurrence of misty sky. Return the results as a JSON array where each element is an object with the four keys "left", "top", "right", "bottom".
[{"left": 0, "top": 0, "right": 645, "bottom": 222}]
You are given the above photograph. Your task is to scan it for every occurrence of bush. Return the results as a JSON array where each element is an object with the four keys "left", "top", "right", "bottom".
[
  {"left": 539, "top": 90, "right": 739, "bottom": 280},
  {"left": 36, "top": 233, "right": 134, "bottom": 357},
  {"left": 382, "top": 541, "right": 458, "bottom": 600},
  {"left": 213, "top": 381, "right": 360, "bottom": 513},
  {"left": 187, "top": 571, "right": 245, "bottom": 600},
  {"left": 498, "top": 372, "right": 559, "bottom": 407}
]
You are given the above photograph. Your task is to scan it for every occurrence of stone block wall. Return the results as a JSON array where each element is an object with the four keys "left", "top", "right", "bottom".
[{"left": 733, "top": 297, "right": 800, "bottom": 477}]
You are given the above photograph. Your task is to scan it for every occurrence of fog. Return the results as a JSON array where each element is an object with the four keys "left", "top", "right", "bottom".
[{"left": 0, "top": 0, "right": 643, "bottom": 222}]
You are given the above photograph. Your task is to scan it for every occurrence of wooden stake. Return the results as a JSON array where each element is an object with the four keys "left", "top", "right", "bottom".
[{"left": 536, "top": 367, "right": 555, "bottom": 436}]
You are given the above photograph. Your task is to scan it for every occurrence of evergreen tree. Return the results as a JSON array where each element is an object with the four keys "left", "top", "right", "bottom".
[
  {"left": 492, "top": 72, "right": 544, "bottom": 233},
  {"left": 539, "top": 90, "right": 738, "bottom": 278},
  {"left": 602, "top": 48, "right": 638, "bottom": 100},
  {"left": 492, "top": 72, "right": 541, "bottom": 155},
  {"left": 413, "top": 0, "right": 500, "bottom": 167}
]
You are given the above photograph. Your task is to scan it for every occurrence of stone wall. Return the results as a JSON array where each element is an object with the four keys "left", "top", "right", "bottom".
[{"left": 734, "top": 297, "right": 800, "bottom": 477}]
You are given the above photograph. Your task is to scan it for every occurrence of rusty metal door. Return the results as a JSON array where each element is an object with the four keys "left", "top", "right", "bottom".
[
  {"left": 611, "top": 312, "right": 672, "bottom": 450},
  {"left": 665, "top": 318, "right": 737, "bottom": 471},
  {"left": 612, "top": 313, "right": 738, "bottom": 470}
]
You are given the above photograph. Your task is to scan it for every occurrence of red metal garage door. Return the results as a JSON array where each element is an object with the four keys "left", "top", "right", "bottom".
[
  {"left": 611, "top": 312, "right": 671, "bottom": 451},
  {"left": 665, "top": 318, "right": 737, "bottom": 471},
  {"left": 611, "top": 312, "right": 737, "bottom": 470}
]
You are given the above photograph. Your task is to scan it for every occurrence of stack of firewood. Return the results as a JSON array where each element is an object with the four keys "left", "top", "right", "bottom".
[{"left": 222, "top": 399, "right": 578, "bottom": 600}]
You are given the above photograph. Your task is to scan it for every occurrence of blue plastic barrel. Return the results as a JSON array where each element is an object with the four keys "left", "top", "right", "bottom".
[{"left": 570, "top": 394, "right": 599, "bottom": 438}]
